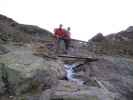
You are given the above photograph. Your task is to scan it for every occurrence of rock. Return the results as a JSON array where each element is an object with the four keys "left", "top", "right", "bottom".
[
  {"left": 0, "top": 38, "right": 4, "bottom": 44},
  {"left": 16, "top": 94, "right": 41, "bottom": 100},
  {"left": 82, "top": 56, "right": 133, "bottom": 100},
  {"left": 0, "top": 14, "right": 53, "bottom": 43},
  {"left": 0, "top": 64, "right": 5, "bottom": 95},
  {"left": 73, "top": 63, "right": 87, "bottom": 72},
  {"left": 0, "top": 44, "right": 66, "bottom": 95},
  {"left": 32, "top": 42, "right": 51, "bottom": 57},
  {"left": 40, "top": 89, "right": 53, "bottom": 100},
  {"left": 90, "top": 33, "right": 105, "bottom": 42},
  {"left": 88, "top": 26, "right": 133, "bottom": 56},
  {"left": 0, "top": 45, "right": 9, "bottom": 55},
  {"left": 83, "top": 78, "right": 101, "bottom": 88},
  {"left": 125, "top": 26, "right": 133, "bottom": 32},
  {"left": 51, "top": 80, "right": 115, "bottom": 100}
]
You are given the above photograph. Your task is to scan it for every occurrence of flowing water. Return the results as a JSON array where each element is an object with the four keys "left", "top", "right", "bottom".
[{"left": 64, "top": 64, "right": 84, "bottom": 85}]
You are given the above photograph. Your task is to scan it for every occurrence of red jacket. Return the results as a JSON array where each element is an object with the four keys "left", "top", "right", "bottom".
[{"left": 54, "top": 28, "right": 65, "bottom": 38}]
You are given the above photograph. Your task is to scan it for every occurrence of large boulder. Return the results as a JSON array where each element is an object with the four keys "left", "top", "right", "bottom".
[
  {"left": 0, "top": 44, "right": 66, "bottom": 96},
  {"left": 82, "top": 56, "right": 133, "bottom": 100}
]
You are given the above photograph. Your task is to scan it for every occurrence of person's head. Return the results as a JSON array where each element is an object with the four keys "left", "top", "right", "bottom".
[
  {"left": 59, "top": 24, "right": 63, "bottom": 28},
  {"left": 67, "top": 27, "right": 71, "bottom": 31}
]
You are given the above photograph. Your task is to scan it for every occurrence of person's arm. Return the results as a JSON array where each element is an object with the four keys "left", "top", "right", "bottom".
[{"left": 54, "top": 29, "right": 59, "bottom": 38}]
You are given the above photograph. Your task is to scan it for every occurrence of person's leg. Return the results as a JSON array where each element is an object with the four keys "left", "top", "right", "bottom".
[
  {"left": 54, "top": 37, "right": 60, "bottom": 54},
  {"left": 63, "top": 39, "right": 66, "bottom": 51},
  {"left": 65, "top": 39, "right": 70, "bottom": 50},
  {"left": 63, "top": 39, "right": 70, "bottom": 54}
]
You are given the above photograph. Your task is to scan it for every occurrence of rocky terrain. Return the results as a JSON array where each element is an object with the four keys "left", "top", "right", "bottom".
[
  {"left": 0, "top": 14, "right": 53, "bottom": 43},
  {"left": 0, "top": 14, "right": 133, "bottom": 100},
  {"left": 88, "top": 27, "right": 133, "bottom": 56}
]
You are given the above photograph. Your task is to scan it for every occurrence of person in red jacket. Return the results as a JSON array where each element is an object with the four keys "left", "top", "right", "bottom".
[
  {"left": 54, "top": 24, "right": 65, "bottom": 38},
  {"left": 54, "top": 24, "right": 65, "bottom": 53}
]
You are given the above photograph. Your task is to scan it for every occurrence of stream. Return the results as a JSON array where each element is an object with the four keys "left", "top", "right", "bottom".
[{"left": 64, "top": 64, "right": 84, "bottom": 85}]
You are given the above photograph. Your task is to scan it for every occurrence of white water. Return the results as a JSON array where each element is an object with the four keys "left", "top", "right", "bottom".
[{"left": 64, "top": 64, "right": 84, "bottom": 85}]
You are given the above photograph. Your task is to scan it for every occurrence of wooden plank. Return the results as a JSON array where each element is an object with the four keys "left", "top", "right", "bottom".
[{"left": 58, "top": 55, "right": 98, "bottom": 61}]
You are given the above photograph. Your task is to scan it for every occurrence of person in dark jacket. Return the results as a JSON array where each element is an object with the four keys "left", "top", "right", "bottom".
[{"left": 63, "top": 27, "right": 71, "bottom": 51}]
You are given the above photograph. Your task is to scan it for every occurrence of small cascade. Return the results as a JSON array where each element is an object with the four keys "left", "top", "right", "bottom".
[{"left": 64, "top": 64, "right": 84, "bottom": 85}]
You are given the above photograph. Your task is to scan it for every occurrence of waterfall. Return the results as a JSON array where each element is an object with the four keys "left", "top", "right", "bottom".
[{"left": 64, "top": 64, "right": 84, "bottom": 85}]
